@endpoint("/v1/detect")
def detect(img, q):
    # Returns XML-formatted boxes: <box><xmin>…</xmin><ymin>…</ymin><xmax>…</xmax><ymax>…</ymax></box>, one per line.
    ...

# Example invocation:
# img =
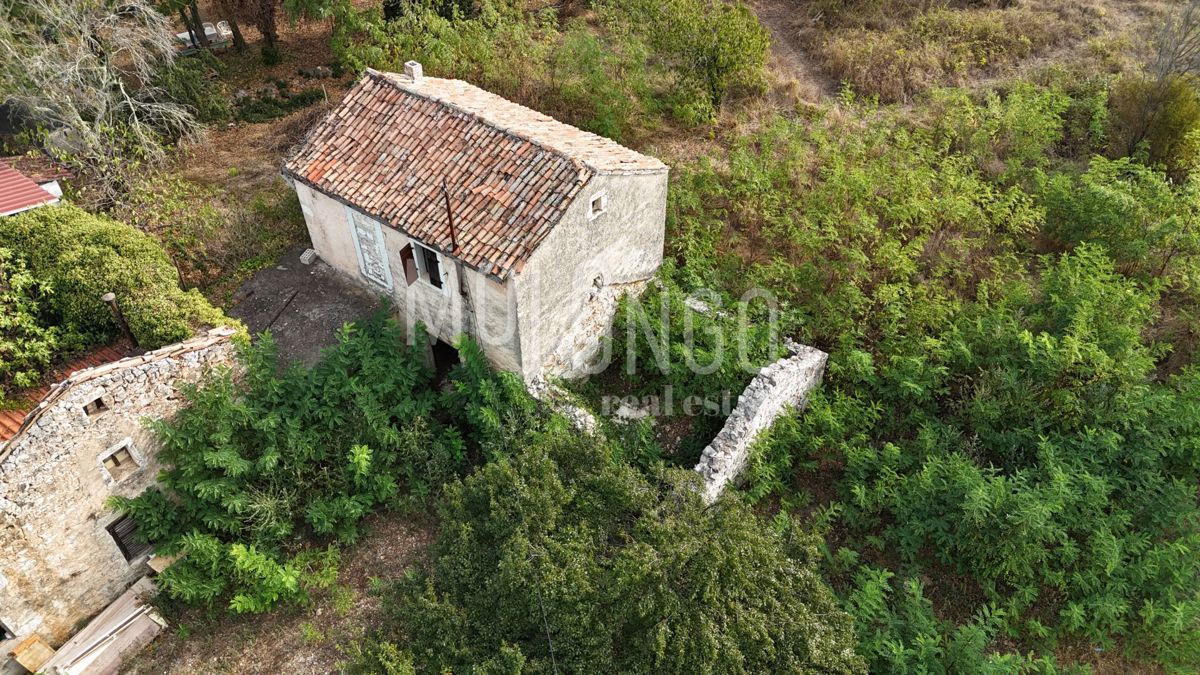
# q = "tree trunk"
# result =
<box><xmin>259</xmin><ymin>13</ymin><xmax>278</xmax><ymax>50</ymax></box>
<box><xmin>180</xmin><ymin>8</ymin><xmax>199</xmax><ymax>48</ymax></box>
<box><xmin>189</xmin><ymin>1</ymin><xmax>210</xmax><ymax>48</ymax></box>
<box><xmin>221</xmin><ymin>6</ymin><xmax>247</xmax><ymax>52</ymax></box>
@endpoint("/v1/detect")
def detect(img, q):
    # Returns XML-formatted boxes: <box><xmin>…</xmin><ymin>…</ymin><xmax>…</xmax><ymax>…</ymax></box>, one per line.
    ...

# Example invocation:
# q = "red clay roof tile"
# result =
<box><xmin>284</xmin><ymin>69</ymin><xmax>666</xmax><ymax>279</ymax></box>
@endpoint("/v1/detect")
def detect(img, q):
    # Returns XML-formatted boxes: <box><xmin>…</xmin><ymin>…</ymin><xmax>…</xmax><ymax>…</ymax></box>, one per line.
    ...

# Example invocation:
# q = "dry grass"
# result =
<box><xmin>820</xmin><ymin>4</ymin><xmax>1102</xmax><ymax>102</ymax></box>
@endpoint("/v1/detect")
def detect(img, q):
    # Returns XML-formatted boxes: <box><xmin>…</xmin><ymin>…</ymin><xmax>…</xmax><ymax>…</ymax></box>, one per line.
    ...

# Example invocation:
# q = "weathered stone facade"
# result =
<box><xmin>286</xmin><ymin>68</ymin><xmax>668</xmax><ymax>383</ymax></box>
<box><xmin>0</xmin><ymin>328</ymin><xmax>237</xmax><ymax>646</ymax></box>
<box><xmin>694</xmin><ymin>344</ymin><xmax>828</xmax><ymax>503</ymax></box>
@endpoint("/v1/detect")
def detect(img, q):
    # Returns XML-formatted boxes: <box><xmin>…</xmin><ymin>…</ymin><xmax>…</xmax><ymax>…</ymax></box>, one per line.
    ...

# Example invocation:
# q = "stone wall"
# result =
<box><xmin>693</xmin><ymin>343</ymin><xmax>828</xmax><ymax>503</ymax></box>
<box><xmin>0</xmin><ymin>328</ymin><xmax>237</xmax><ymax>646</ymax></box>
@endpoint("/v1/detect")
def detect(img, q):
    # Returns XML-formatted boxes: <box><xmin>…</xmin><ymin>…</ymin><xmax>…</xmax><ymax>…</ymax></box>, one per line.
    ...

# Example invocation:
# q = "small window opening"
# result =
<box><xmin>84</xmin><ymin>396</ymin><xmax>109</xmax><ymax>417</ymax></box>
<box><xmin>588</xmin><ymin>192</ymin><xmax>607</xmax><ymax>220</ymax></box>
<box><xmin>0</xmin><ymin>619</ymin><xmax>14</xmax><ymax>640</ymax></box>
<box><xmin>415</xmin><ymin>243</ymin><xmax>444</xmax><ymax>290</ymax></box>
<box><xmin>101</xmin><ymin>443</ymin><xmax>140</xmax><ymax>483</ymax></box>
<box><xmin>106</xmin><ymin>514</ymin><xmax>152</xmax><ymax>562</ymax></box>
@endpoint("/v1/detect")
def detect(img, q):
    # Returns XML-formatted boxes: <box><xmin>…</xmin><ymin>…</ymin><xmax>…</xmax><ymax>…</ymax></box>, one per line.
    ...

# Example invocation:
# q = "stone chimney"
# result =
<box><xmin>404</xmin><ymin>60</ymin><xmax>423</xmax><ymax>83</ymax></box>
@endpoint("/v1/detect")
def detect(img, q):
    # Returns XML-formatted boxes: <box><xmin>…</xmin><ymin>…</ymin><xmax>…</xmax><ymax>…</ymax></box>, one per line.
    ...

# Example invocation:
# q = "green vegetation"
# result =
<box><xmin>654</xmin><ymin>80</ymin><xmax>1200</xmax><ymax>668</ymax></box>
<box><xmin>31</xmin><ymin>0</ymin><xmax>1200</xmax><ymax>672</ymax></box>
<box><xmin>0</xmin><ymin>205</ymin><xmax>233</xmax><ymax>406</ymax></box>
<box><xmin>110</xmin><ymin>175</ymin><xmax>307</xmax><ymax>293</ymax></box>
<box><xmin>152</xmin><ymin>51</ymin><xmax>234</xmax><ymax>123</ymax></box>
<box><xmin>355</xmin><ymin>432</ymin><xmax>863</xmax><ymax>673</ymax></box>
<box><xmin>331</xmin><ymin>0</ymin><xmax>768</xmax><ymax>138</ymax></box>
<box><xmin>811</xmin><ymin>1</ymin><xmax>1100</xmax><ymax>102</ymax></box>
<box><xmin>116</xmin><ymin>316</ymin><xmax>470</xmax><ymax>612</ymax></box>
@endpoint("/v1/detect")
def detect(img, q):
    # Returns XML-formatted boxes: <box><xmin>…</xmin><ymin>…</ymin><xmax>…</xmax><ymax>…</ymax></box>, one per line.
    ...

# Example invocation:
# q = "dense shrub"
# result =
<box><xmin>151</xmin><ymin>51</ymin><xmax>232</xmax><ymax>123</ymax></box>
<box><xmin>236</xmin><ymin>87</ymin><xmax>325</xmax><ymax>123</ymax></box>
<box><xmin>332</xmin><ymin>0</ymin><xmax>767</xmax><ymax>137</ymax></box>
<box><xmin>1109</xmin><ymin>74</ymin><xmax>1200</xmax><ymax>179</ymax></box>
<box><xmin>356</xmin><ymin>428</ymin><xmax>864</xmax><ymax>673</ymax></box>
<box><xmin>0</xmin><ymin>205</ymin><xmax>232</xmax><ymax>401</ymax></box>
<box><xmin>665</xmin><ymin>83</ymin><xmax>1200</xmax><ymax>667</ymax></box>
<box><xmin>117</xmin><ymin>316</ymin><xmax>473</xmax><ymax>612</ymax></box>
<box><xmin>820</xmin><ymin>7</ymin><xmax>1085</xmax><ymax>102</ymax></box>
<box><xmin>0</xmin><ymin>249</ymin><xmax>61</xmax><ymax>406</ymax></box>
<box><xmin>1041</xmin><ymin>156</ymin><xmax>1200</xmax><ymax>286</ymax></box>
<box><xmin>611</xmin><ymin>0</ymin><xmax>769</xmax><ymax>115</ymax></box>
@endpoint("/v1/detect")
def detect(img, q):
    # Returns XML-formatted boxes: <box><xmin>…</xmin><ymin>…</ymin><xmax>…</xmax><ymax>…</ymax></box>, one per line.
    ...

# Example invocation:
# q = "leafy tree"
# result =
<box><xmin>603</xmin><ymin>0</ymin><xmax>769</xmax><ymax>120</ymax></box>
<box><xmin>361</xmin><ymin>427</ymin><xmax>864</xmax><ymax>673</ymax></box>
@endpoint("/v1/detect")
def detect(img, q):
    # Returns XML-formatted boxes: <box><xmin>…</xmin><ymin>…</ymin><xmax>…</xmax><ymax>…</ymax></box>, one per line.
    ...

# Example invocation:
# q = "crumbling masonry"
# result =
<box><xmin>0</xmin><ymin>328</ymin><xmax>236</xmax><ymax>647</ymax></box>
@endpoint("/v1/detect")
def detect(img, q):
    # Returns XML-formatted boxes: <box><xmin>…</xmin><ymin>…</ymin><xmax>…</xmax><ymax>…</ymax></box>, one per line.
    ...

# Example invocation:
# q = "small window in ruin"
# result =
<box><xmin>588</xmin><ymin>192</ymin><xmax>607</xmax><ymax>220</ymax></box>
<box><xmin>100</xmin><ymin>442</ymin><xmax>140</xmax><ymax>483</ymax></box>
<box><xmin>0</xmin><ymin>619</ymin><xmax>13</xmax><ymax>640</ymax></box>
<box><xmin>83</xmin><ymin>395</ymin><xmax>109</xmax><ymax>417</ymax></box>
<box><xmin>106</xmin><ymin>514</ymin><xmax>151</xmax><ymax>562</ymax></box>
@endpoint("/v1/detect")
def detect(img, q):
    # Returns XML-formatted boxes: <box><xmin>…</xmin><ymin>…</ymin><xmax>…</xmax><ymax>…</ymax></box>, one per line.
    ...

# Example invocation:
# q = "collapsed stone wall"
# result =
<box><xmin>539</xmin><ymin>278</ymin><xmax>651</xmax><ymax>381</ymax></box>
<box><xmin>0</xmin><ymin>328</ymin><xmax>237</xmax><ymax>645</ymax></box>
<box><xmin>694</xmin><ymin>343</ymin><xmax>828</xmax><ymax>503</ymax></box>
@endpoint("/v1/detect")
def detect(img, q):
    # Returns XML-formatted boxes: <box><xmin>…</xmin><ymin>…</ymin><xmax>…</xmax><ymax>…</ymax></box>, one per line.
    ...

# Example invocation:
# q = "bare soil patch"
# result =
<box><xmin>122</xmin><ymin>512</ymin><xmax>435</xmax><ymax>675</ymax></box>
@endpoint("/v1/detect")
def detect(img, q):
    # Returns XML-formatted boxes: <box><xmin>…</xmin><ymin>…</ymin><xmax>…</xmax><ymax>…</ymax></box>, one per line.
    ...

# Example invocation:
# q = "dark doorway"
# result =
<box><xmin>431</xmin><ymin>339</ymin><xmax>460</xmax><ymax>383</ymax></box>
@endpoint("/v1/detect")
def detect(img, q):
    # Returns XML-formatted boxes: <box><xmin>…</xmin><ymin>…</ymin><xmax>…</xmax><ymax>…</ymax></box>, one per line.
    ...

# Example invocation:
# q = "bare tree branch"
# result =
<box><xmin>0</xmin><ymin>0</ymin><xmax>202</xmax><ymax>206</ymax></box>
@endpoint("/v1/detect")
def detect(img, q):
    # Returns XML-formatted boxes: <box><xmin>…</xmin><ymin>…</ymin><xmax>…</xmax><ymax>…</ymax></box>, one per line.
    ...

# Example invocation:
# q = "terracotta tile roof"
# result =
<box><xmin>283</xmin><ymin>69</ymin><xmax>667</xmax><ymax>279</ymax></box>
<box><xmin>0</xmin><ymin>342</ymin><xmax>133</xmax><ymax>442</ymax></box>
<box><xmin>0</xmin><ymin>162</ymin><xmax>57</xmax><ymax>216</ymax></box>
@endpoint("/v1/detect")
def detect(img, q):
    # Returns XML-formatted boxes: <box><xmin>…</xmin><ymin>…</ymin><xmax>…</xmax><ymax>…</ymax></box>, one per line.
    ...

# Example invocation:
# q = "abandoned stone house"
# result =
<box><xmin>0</xmin><ymin>328</ymin><xmax>235</xmax><ymax>671</ymax></box>
<box><xmin>283</xmin><ymin>63</ymin><xmax>669</xmax><ymax>380</ymax></box>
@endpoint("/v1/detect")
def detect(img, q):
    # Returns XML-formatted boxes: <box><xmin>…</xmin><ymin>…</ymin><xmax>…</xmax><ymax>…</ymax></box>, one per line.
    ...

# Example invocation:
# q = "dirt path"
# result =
<box><xmin>751</xmin><ymin>0</ymin><xmax>838</xmax><ymax>102</ymax></box>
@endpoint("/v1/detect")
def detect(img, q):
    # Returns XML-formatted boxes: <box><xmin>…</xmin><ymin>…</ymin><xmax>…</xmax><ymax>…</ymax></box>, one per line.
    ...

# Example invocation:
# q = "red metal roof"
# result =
<box><xmin>0</xmin><ymin>161</ymin><xmax>57</xmax><ymax>216</ymax></box>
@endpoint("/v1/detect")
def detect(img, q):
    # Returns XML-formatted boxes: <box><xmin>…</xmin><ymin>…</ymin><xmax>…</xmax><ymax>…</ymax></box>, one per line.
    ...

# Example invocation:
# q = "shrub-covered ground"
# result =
<box><xmin>46</xmin><ymin>0</ymin><xmax>1200</xmax><ymax>671</ymax></box>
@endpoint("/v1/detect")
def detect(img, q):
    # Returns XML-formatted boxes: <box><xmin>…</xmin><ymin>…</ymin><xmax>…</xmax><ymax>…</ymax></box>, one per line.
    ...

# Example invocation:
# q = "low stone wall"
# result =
<box><xmin>0</xmin><ymin>328</ymin><xmax>237</xmax><ymax>645</ymax></box>
<box><xmin>526</xmin><ymin>376</ymin><xmax>600</xmax><ymax>435</ymax></box>
<box><xmin>693</xmin><ymin>343</ymin><xmax>828</xmax><ymax>503</ymax></box>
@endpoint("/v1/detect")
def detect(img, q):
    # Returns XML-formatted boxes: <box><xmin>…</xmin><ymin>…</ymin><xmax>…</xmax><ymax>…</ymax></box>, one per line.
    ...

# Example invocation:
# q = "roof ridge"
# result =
<box><xmin>365</xmin><ymin>69</ymin><xmax>667</xmax><ymax>176</ymax></box>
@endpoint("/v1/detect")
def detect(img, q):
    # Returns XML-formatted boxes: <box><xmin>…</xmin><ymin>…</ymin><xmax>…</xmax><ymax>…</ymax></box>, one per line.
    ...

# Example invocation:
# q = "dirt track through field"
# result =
<box><xmin>751</xmin><ymin>0</ymin><xmax>838</xmax><ymax>101</ymax></box>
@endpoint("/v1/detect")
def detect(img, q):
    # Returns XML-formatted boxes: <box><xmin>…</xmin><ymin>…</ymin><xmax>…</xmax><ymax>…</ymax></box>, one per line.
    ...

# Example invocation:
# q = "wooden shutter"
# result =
<box><xmin>400</xmin><ymin>244</ymin><xmax>418</xmax><ymax>286</ymax></box>
<box><xmin>107</xmin><ymin>515</ymin><xmax>152</xmax><ymax>561</ymax></box>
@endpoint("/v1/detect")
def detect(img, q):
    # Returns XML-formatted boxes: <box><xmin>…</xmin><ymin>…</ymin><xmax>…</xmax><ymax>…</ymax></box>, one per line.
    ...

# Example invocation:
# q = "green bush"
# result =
<box><xmin>235</xmin><ymin>87</ymin><xmax>324</xmax><ymax>123</ymax></box>
<box><xmin>0</xmin><ymin>248</ymin><xmax>62</xmax><ymax>406</ymax></box>
<box><xmin>356</xmin><ymin>428</ymin><xmax>864</xmax><ymax>673</ymax></box>
<box><xmin>0</xmin><ymin>205</ymin><xmax>230</xmax><ymax>348</ymax></box>
<box><xmin>1040</xmin><ymin>156</ymin><xmax>1200</xmax><ymax>287</ymax></box>
<box><xmin>152</xmin><ymin>51</ymin><xmax>232</xmax><ymax>123</ymax></box>
<box><xmin>1109</xmin><ymin>74</ymin><xmax>1200</xmax><ymax>179</ymax></box>
<box><xmin>117</xmin><ymin>315</ymin><xmax>472</xmax><ymax>611</ymax></box>
<box><xmin>0</xmin><ymin>205</ymin><xmax>233</xmax><ymax>402</ymax></box>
